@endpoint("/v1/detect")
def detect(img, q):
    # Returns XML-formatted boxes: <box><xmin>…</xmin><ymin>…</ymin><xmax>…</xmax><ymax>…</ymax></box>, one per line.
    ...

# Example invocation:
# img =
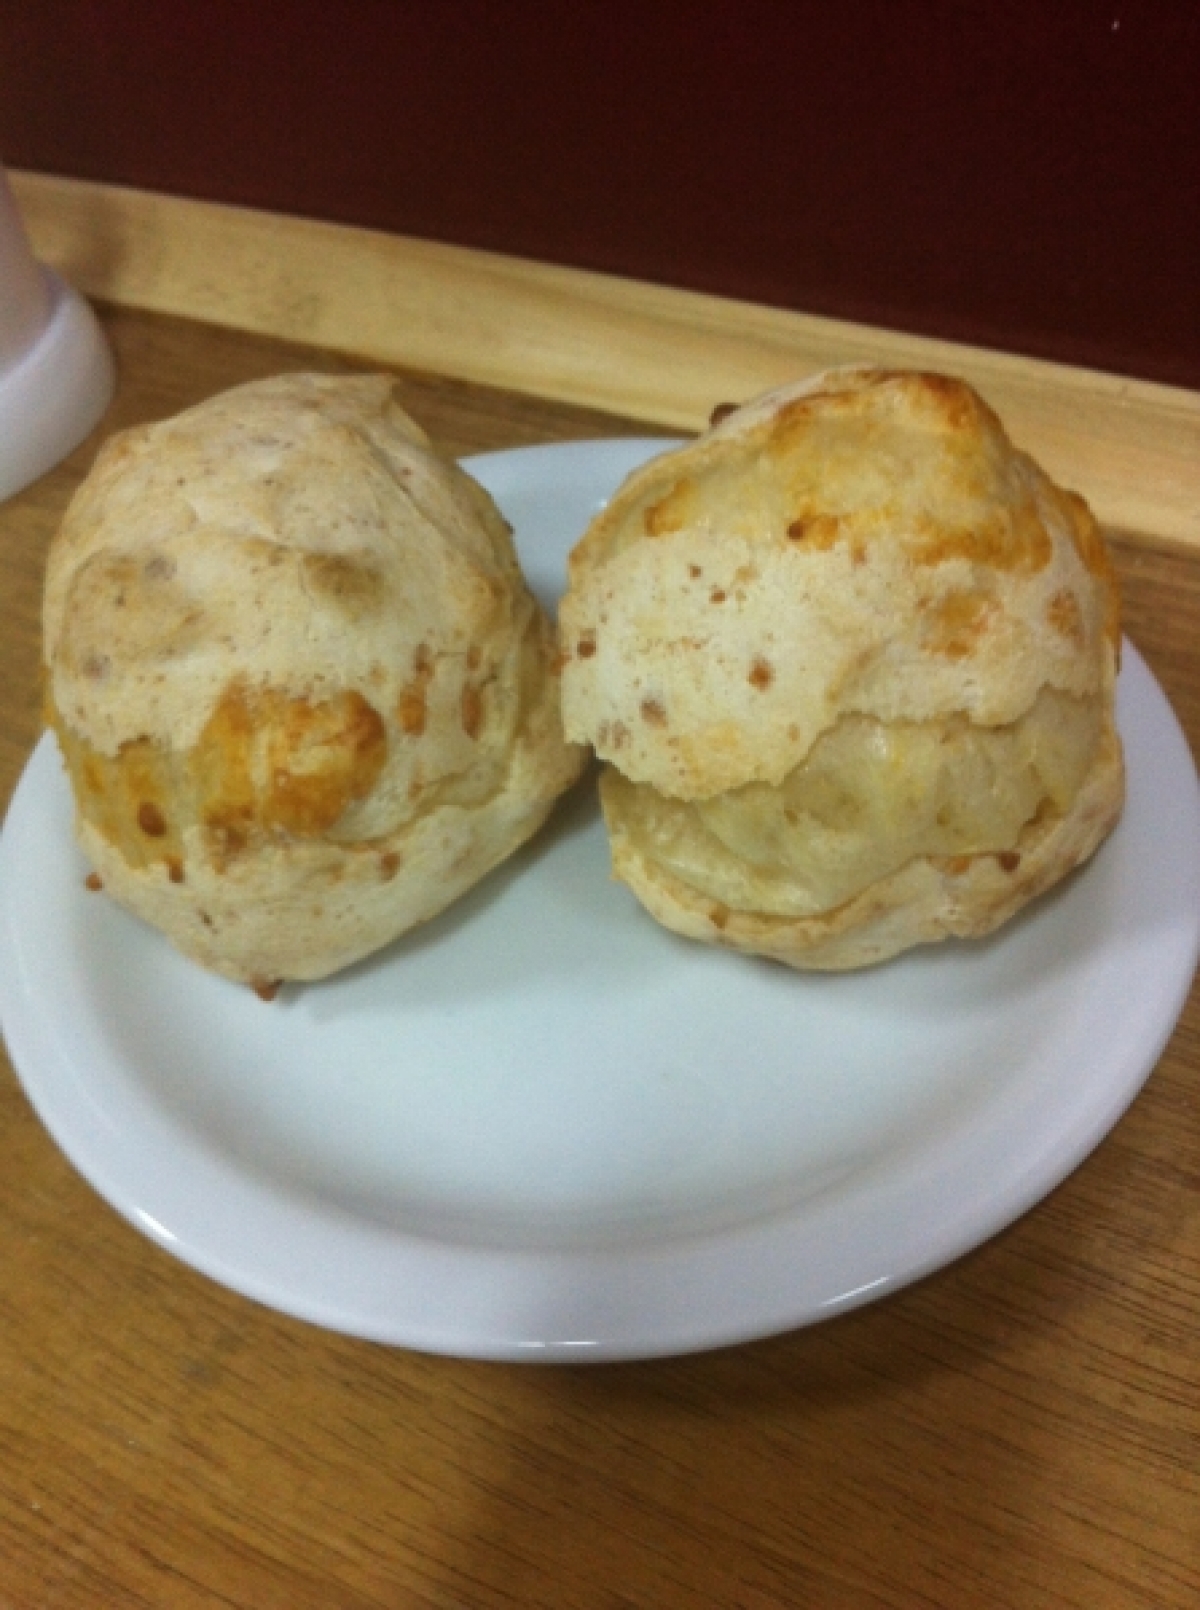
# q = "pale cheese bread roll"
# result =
<box><xmin>44</xmin><ymin>373</ymin><xmax>585</xmax><ymax>991</ymax></box>
<box><xmin>559</xmin><ymin>367</ymin><xmax>1123</xmax><ymax>969</ymax></box>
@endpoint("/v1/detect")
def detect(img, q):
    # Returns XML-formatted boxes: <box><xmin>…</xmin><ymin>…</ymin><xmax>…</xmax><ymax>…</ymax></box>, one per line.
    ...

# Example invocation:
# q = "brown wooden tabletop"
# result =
<box><xmin>2</xmin><ymin>299</ymin><xmax>1199</xmax><ymax>1610</ymax></box>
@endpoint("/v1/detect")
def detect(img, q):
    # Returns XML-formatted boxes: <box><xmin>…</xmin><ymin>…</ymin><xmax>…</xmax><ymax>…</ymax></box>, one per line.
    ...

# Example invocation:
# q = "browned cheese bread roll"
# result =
<box><xmin>44</xmin><ymin>373</ymin><xmax>585</xmax><ymax>992</ymax></box>
<box><xmin>559</xmin><ymin>368</ymin><xmax>1124</xmax><ymax>970</ymax></box>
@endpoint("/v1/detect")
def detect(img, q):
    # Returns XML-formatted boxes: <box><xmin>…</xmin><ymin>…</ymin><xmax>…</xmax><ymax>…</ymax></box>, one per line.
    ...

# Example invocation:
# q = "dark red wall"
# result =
<box><xmin>3</xmin><ymin>0</ymin><xmax>1198</xmax><ymax>387</ymax></box>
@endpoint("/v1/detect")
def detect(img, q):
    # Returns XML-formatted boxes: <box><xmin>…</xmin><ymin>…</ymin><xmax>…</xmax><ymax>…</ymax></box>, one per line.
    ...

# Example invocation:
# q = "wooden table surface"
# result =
<box><xmin>2</xmin><ymin>302</ymin><xmax>1199</xmax><ymax>1610</ymax></box>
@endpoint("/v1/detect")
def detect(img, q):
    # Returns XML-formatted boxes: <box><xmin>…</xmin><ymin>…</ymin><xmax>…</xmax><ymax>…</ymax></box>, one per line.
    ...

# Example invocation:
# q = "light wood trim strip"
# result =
<box><xmin>13</xmin><ymin>170</ymin><xmax>1200</xmax><ymax>552</ymax></box>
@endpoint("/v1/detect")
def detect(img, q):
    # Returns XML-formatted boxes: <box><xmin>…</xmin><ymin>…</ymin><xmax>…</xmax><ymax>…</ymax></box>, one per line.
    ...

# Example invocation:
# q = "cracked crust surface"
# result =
<box><xmin>560</xmin><ymin>368</ymin><xmax>1123</xmax><ymax>969</ymax></box>
<box><xmin>45</xmin><ymin>373</ymin><xmax>585</xmax><ymax>984</ymax></box>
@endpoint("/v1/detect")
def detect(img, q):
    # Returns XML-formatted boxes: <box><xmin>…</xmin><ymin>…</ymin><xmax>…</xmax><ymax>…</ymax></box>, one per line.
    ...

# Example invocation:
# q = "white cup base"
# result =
<box><xmin>0</xmin><ymin>269</ymin><xmax>115</xmax><ymax>504</ymax></box>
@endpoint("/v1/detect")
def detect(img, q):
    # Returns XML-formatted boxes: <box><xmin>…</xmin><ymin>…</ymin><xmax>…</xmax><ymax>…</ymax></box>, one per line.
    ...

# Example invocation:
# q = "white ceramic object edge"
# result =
<box><xmin>0</xmin><ymin>268</ymin><xmax>115</xmax><ymax>504</ymax></box>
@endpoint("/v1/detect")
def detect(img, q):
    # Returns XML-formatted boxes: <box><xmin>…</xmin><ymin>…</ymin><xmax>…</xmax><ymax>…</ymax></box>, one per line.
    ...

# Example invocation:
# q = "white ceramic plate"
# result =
<box><xmin>3</xmin><ymin>439</ymin><xmax>1199</xmax><ymax>1362</ymax></box>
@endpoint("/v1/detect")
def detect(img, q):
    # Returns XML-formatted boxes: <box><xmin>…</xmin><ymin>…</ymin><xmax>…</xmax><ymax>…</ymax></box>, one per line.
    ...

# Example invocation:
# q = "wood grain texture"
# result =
<box><xmin>0</xmin><ymin>308</ymin><xmax>1198</xmax><ymax>1609</ymax></box>
<box><xmin>12</xmin><ymin>171</ymin><xmax>1200</xmax><ymax>557</ymax></box>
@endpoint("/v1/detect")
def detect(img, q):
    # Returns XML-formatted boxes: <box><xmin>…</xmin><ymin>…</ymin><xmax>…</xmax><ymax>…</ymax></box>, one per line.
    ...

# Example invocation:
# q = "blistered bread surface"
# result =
<box><xmin>560</xmin><ymin>367</ymin><xmax>1123</xmax><ymax>969</ymax></box>
<box><xmin>44</xmin><ymin>373</ymin><xmax>585</xmax><ymax>986</ymax></box>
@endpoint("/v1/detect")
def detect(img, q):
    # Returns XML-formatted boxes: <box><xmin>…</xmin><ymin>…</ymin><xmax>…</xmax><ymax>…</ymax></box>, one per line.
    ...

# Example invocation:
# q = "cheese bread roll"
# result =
<box><xmin>44</xmin><ymin>373</ymin><xmax>585</xmax><ymax>990</ymax></box>
<box><xmin>560</xmin><ymin>368</ymin><xmax>1123</xmax><ymax>969</ymax></box>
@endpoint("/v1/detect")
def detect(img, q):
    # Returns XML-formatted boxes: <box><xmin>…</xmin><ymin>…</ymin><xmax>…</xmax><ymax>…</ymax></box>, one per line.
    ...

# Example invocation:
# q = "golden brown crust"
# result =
<box><xmin>561</xmin><ymin>367</ymin><xmax>1124</xmax><ymax>968</ymax></box>
<box><xmin>561</xmin><ymin>367</ymin><xmax>1120</xmax><ymax>801</ymax></box>
<box><xmin>45</xmin><ymin>373</ymin><xmax>585</xmax><ymax>984</ymax></box>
